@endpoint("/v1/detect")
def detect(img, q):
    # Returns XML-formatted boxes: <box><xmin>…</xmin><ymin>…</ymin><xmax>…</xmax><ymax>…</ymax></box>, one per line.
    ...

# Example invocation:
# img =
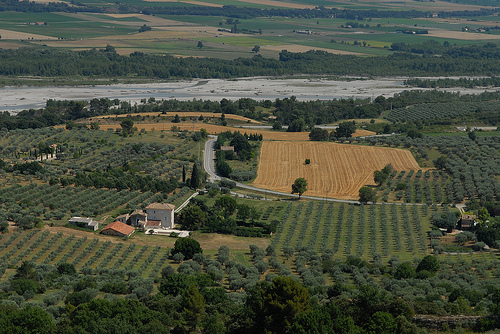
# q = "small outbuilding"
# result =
<box><xmin>69</xmin><ymin>217</ymin><xmax>98</xmax><ymax>231</ymax></box>
<box><xmin>101</xmin><ymin>221</ymin><xmax>135</xmax><ymax>238</ymax></box>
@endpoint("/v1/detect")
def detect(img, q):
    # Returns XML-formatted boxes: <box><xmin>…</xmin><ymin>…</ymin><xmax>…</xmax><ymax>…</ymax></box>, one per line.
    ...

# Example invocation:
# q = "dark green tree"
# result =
<box><xmin>433</xmin><ymin>156</ymin><xmax>448</xmax><ymax>170</ymax></box>
<box><xmin>179</xmin><ymin>205</ymin><xmax>206</xmax><ymax>230</ymax></box>
<box><xmin>190</xmin><ymin>162</ymin><xmax>201</xmax><ymax>189</ymax></box>
<box><xmin>416</xmin><ymin>255</ymin><xmax>440</xmax><ymax>273</ymax></box>
<box><xmin>120</xmin><ymin>118</ymin><xmax>134</xmax><ymax>135</ymax></box>
<box><xmin>197</xmin><ymin>41</ymin><xmax>203</xmax><ymax>49</ymax></box>
<box><xmin>292</xmin><ymin>178</ymin><xmax>307</xmax><ymax>199</ymax></box>
<box><xmin>334</xmin><ymin>121</ymin><xmax>356</xmax><ymax>138</ymax></box>
<box><xmin>394</xmin><ymin>262</ymin><xmax>416</xmax><ymax>280</ymax></box>
<box><xmin>214</xmin><ymin>195</ymin><xmax>238</xmax><ymax>218</ymax></box>
<box><xmin>172</xmin><ymin>238</ymin><xmax>203</xmax><ymax>260</ymax></box>
<box><xmin>359</xmin><ymin>186</ymin><xmax>376</xmax><ymax>204</ymax></box>
<box><xmin>261</xmin><ymin>276</ymin><xmax>310</xmax><ymax>332</ymax></box>
<box><xmin>181</xmin><ymin>285</ymin><xmax>206</xmax><ymax>331</ymax></box>
<box><xmin>309</xmin><ymin>127</ymin><xmax>329</xmax><ymax>141</ymax></box>
<box><xmin>287</xmin><ymin>118</ymin><xmax>306</xmax><ymax>132</ymax></box>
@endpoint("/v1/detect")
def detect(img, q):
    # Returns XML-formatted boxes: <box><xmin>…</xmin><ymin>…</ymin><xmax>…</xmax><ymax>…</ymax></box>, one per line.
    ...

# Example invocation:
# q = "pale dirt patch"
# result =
<box><xmin>0</xmin><ymin>28</ymin><xmax>57</xmax><ymax>40</ymax></box>
<box><xmin>262</xmin><ymin>44</ymin><xmax>364</xmax><ymax>55</ymax></box>
<box><xmin>426</xmin><ymin>29</ymin><xmax>500</xmax><ymax>40</ymax></box>
<box><xmin>252</xmin><ymin>141</ymin><xmax>420</xmax><ymax>199</ymax></box>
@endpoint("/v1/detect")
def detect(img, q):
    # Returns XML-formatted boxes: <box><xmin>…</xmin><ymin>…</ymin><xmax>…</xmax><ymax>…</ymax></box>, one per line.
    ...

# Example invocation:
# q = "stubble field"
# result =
<box><xmin>96</xmin><ymin>122</ymin><xmax>375</xmax><ymax>140</ymax></box>
<box><xmin>252</xmin><ymin>141</ymin><xmax>421</xmax><ymax>199</ymax></box>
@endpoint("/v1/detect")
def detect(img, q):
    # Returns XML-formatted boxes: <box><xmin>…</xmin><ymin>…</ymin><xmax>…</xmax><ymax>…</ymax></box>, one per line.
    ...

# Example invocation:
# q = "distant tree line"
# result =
<box><xmin>4</xmin><ymin>43</ymin><xmax>500</xmax><ymax>80</ymax></box>
<box><xmin>405</xmin><ymin>76</ymin><xmax>500</xmax><ymax>88</ymax></box>
<box><xmin>3</xmin><ymin>0</ymin><xmax>499</xmax><ymax>20</ymax></box>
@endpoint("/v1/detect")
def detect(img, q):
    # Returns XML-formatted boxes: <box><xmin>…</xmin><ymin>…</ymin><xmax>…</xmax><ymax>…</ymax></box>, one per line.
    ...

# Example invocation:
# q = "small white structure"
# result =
<box><xmin>69</xmin><ymin>217</ymin><xmax>98</xmax><ymax>231</ymax></box>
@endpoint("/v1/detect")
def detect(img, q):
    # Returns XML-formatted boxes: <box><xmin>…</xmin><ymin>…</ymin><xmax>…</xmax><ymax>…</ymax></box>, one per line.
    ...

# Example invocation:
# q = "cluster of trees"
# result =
<box><xmin>178</xmin><ymin>194</ymin><xmax>276</xmax><ymax>237</ymax></box>
<box><xmin>308</xmin><ymin>121</ymin><xmax>357</xmax><ymax>141</ymax></box>
<box><xmin>215</xmin><ymin>131</ymin><xmax>260</xmax><ymax>180</ymax></box>
<box><xmin>0</xmin><ymin>160</ymin><xmax>46</xmax><ymax>175</ymax></box>
<box><xmin>405</xmin><ymin>76</ymin><xmax>500</xmax><ymax>88</ymax></box>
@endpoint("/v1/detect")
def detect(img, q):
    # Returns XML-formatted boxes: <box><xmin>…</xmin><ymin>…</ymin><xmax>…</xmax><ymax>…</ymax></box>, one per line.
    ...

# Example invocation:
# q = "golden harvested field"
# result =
<box><xmin>97</xmin><ymin>122</ymin><xmax>374</xmax><ymax>141</ymax></box>
<box><xmin>94</xmin><ymin>112</ymin><xmax>262</xmax><ymax>124</ymax></box>
<box><xmin>262</xmin><ymin>44</ymin><xmax>363</xmax><ymax>56</ymax></box>
<box><xmin>252</xmin><ymin>141</ymin><xmax>420</xmax><ymax>199</ymax></box>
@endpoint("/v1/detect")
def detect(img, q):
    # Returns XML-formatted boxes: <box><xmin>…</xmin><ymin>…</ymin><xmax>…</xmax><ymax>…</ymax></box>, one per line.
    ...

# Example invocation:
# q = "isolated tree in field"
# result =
<box><xmin>120</xmin><ymin>118</ymin><xmax>134</xmax><ymax>135</ymax></box>
<box><xmin>309</xmin><ymin>127</ymin><xmax>329</xmax><ymax>141</ymax></box>
<box><xmin>197</xmin><ymin>41</ymin><xmax>203</xmax><ymax>49</ymax></box>
<box><xmin>292</xmin><ymin>178</ymin><xmax>307</xmax><ymax>199</ymax></box>
<box><xmin>139</xmin><ymin>24</ymin><xmax>151</xmax><ymax>33</ymax></box>
<box><xmin>252</xmin><ymin>45</ymin><xmax>260</xmax><ymax>53</ymax></box>
<box><xmin>359</xmin><ymin>186</ymin><xmax>376</xmax><ymax>204</ymax></box>
<box><xmin>333</xmin><ymin>121</ymin><xmax>356</xmax><ymax>138</ymax></box>
<box><xmin>172</xmin><ymin>238</ymin><xmax>202</xmax><ymax>260</ymax></box>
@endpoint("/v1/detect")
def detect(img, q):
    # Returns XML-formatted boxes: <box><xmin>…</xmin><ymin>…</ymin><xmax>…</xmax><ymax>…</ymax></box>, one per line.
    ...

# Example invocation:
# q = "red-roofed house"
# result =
<box><xmin>101</xmin><ymin>221</ymin><xmax>135</xmax><ymax>238</ymax></box>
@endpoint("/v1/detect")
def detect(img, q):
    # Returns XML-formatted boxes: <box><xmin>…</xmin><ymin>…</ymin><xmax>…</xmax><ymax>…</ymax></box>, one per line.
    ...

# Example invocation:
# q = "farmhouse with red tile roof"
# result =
<box><xmin>101</xmin><ymin>221</ymin><xmax>135</xmax><ymax>238</ymax></box>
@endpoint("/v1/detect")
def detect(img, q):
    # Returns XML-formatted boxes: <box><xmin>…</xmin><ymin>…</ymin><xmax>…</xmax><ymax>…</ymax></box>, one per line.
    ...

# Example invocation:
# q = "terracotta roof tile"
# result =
<box><xmin>102</xmin><ymin>221</ymin><xmax>135</xmax><ymax>236</ymax></box>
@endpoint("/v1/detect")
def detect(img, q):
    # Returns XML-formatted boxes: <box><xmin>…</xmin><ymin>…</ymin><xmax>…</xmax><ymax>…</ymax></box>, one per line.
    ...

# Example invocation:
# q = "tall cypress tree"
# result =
<box><xmin>182</xmin><ymin>165</ymin><xmax>186</xmax><ymax>183</ymax></box>
<box><xmin>190</xmin><ymin>163</ymin><xmax>200</xmax><ymax>189</ymax></box>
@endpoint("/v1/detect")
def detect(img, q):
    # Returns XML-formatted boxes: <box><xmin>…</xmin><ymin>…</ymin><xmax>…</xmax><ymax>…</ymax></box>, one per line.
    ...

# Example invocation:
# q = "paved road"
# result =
<box><xmin>204</xmin><ymin>136</ymin><xmax>221</xmax><ymax>182</ymax></box>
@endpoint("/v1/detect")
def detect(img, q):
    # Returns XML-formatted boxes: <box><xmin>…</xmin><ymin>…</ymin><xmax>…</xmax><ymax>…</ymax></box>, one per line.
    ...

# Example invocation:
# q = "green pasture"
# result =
<box><xmin>1</xmin><ymin>20</ymin><xmax>138</xmax><ymax>39</ymax></box>
<box><xmin>0</xmin><ymin>12</ymin><xmax>80</xmax><ymax>23</ymax></box>
<box><xmin>204</xmin><ymin>35</ymin><xmax>282</xmax><ymax>46</ymax></box>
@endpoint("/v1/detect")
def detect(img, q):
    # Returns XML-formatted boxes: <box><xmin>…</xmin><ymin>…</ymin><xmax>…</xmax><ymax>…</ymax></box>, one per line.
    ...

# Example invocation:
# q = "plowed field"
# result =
<box><xmin>252</xmin><ymin>141</ymin><xmax>420</xmax><ymax>199</ymax></box>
